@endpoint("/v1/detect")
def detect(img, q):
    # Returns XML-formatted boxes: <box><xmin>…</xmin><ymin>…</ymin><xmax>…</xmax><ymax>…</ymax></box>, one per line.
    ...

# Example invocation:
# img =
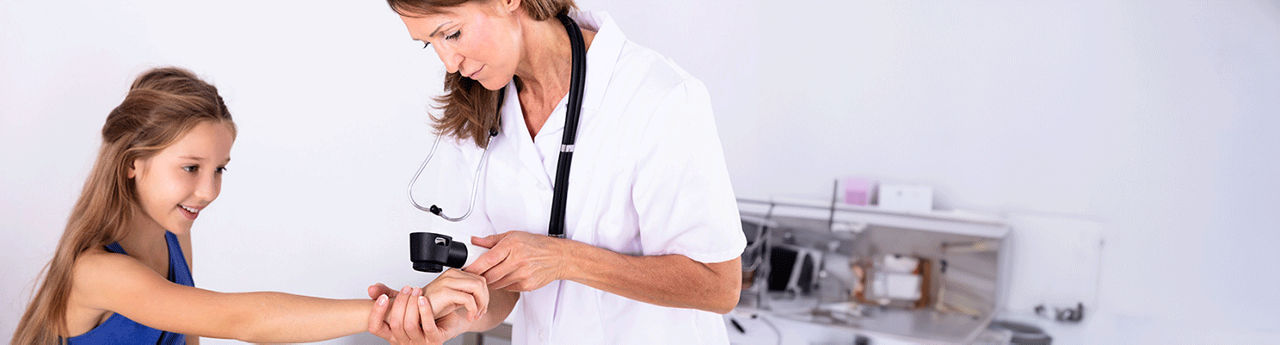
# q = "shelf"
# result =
<box><xmin>738</xmin><ymin>196</ymin><xmax>1010</xmax><ymax>239</ymax></box>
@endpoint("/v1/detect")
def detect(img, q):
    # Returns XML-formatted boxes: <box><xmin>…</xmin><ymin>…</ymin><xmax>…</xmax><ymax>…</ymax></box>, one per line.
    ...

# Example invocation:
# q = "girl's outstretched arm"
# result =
<box><xmin>72</xmin><ymin>251</ymin><xmax>372</xmax><ymax>343</ymax></box>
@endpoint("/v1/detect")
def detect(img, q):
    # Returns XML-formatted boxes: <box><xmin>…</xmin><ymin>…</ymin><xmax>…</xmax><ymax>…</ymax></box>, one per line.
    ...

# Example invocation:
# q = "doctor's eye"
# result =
<box><xmin>182</xmin><ymin>165</ymin><xmax>197</xmax><ymax>173</ymax></box>
<box><xmin>422</xmin><ymin>42</ymin><xmax>430</xmax><ymax>49</ymax></box>
<box><xmin>446</xmin><ymin>31</ymin><xmax>461</xmax><ymax>41</ymax></box>
<box><xmin>215</xmin><ymin>166</ymin><xmax>228</xmax><ymax>174</ymax></box>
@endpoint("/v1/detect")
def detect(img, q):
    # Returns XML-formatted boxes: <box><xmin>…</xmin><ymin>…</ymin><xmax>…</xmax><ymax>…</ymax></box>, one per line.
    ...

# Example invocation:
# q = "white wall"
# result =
<box><xmin>3</xmin><ymin>0</ymin><xmax>1278</xmax><ymax>343</ymax></box>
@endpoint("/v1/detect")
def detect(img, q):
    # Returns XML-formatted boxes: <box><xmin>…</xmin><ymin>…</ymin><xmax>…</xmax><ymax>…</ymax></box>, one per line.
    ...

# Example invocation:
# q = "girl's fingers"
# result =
<box><xmin>368</xmin><ymin>283</ymin><xmax>397</xmax><ymax>299</ymax></box>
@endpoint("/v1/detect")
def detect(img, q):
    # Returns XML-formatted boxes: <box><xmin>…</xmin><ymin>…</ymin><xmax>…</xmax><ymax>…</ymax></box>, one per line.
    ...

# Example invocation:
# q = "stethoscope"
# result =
<box><xmin>408</xmin><ymin>12</ymin><xmax>586</xmax><ymax>239</ymax></box>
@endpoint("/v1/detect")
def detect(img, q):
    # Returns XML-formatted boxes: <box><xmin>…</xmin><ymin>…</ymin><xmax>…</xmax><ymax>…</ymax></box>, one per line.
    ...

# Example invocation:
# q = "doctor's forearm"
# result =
<box><xmin>559</xmin><ymin>240</ymin><xmax>741</xmax><ymax>314</ymax></box>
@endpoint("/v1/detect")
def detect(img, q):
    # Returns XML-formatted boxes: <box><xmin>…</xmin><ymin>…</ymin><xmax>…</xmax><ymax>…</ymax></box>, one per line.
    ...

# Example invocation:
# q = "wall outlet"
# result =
<box><xmin>878</xmin><ymin>184</ymin><xmax>933</xmax><ymax>212</ymax></box>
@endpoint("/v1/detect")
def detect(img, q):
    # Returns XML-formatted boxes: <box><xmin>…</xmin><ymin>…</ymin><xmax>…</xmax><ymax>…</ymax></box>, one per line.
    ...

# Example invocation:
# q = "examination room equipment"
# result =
<box><xmin>728</xmin><ymin>197</ymin><xmax>1012</xmax><ymax>344</ymax></box>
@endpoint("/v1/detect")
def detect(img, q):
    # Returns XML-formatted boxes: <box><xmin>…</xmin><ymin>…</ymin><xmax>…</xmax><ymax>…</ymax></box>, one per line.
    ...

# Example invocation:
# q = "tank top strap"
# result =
<box><xmin>104</xmin><ymin>242</ymin><xmax>126</xmax><ymax>255</ymax></box>
<box><xmin>164</xmin><ymin>231</ymin><xmax>194</xmax><ymax>287</ymax></box>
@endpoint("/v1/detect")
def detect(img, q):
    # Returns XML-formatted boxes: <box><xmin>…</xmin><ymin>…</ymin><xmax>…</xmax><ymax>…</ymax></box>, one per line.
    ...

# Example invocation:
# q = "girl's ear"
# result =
<box><xmin>127</xmin><ymin>159</ymin><xmax>141</xmax><ymax>179</ymax></box>
<box><xmin>502</xmin><ymin>0</ymin><xmax>521</xmax><ymax>14</ymax></box>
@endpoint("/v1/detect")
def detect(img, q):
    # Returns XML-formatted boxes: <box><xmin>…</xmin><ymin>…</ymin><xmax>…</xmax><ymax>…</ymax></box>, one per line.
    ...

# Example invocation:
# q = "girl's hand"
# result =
<box><xmin>464</xmin><ymin>231</ymin><xmax>570</xmax><ymax>292</ymax></box>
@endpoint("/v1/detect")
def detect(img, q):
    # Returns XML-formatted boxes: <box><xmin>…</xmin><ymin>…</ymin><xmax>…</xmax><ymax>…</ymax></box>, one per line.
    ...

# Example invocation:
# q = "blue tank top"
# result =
<box><xmin>67</xmin><ymin>231</ymin><xmax>193</xmax><ymax>345</ymax></box>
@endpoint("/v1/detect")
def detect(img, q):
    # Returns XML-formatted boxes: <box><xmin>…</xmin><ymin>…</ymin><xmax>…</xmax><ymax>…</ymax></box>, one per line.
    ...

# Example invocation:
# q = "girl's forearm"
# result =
<box><xmin>217</xmin><ymin>292</ymin><xmax>371</xmax><ymax>343</ymax></box>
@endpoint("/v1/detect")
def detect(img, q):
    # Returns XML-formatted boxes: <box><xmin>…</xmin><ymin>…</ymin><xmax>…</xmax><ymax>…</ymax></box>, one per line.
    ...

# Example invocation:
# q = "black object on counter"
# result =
<box><xmin>989</xmin><ymin>320</ymin><xmax>1052</xmax><ymax>345</ymax></box>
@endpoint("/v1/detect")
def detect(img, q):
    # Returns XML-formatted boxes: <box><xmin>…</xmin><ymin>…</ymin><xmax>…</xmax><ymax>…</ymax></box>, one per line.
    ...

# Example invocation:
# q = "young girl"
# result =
<box><xmin>11</xmin><ymin>67</ymin><xmax>488</xmax><ymax>344</ymax></box>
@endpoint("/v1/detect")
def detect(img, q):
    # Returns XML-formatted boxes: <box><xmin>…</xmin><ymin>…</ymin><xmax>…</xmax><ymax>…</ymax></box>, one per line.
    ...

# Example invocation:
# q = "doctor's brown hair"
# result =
<box><xmin>12</xmin><ymin>67</ymin><xmax>235</xmax><ymax>345</ymax></box>
<box><xmin>386</xmin><ymin>0</ymin><xmax>577</xmax><ymax>148</ymax></box>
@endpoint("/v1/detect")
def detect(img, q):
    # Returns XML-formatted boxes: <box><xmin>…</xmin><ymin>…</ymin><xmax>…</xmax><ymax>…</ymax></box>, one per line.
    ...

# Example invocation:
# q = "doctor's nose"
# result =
<box><xmin>437</xmin><ymin>48</ymin><xmax>464</xmax><ymax>74</ymax></box>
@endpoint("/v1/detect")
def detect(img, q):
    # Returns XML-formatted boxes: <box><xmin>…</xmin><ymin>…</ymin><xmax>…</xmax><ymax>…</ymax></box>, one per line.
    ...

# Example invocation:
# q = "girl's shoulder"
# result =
<box><xmin>64</xmin><ymin>248</ymin><xmax>144</xmax><ymax>334</ymax></box>
<box><xmin>71</xmin><ymin>248</ymin><xmax>169</xmax><ymax>309</ymax></box>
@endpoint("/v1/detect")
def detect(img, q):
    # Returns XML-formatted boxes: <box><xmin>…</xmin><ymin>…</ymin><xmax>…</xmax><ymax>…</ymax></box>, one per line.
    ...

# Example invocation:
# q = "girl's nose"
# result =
<box><xmin>193</xmin><ymin>173</ymin><xmax>221</xmax><ymax>203</ymax></box>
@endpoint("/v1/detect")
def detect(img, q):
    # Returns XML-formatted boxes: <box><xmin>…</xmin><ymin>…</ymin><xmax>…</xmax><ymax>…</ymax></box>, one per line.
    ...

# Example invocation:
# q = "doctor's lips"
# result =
<box><xmin>178</xmin><ymin>204</ymin><xmax>203</xmax><ymax>220</ymax></box>
<box><xmin>465</xmin><ymin>65</ymin><xmax>484</xmax><ymax>79</ymax></box>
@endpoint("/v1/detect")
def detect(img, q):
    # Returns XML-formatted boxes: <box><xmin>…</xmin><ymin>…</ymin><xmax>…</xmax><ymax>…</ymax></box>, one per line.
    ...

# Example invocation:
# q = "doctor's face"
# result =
<box><xmin>399</xmin><ymin>0</ymin><xmax>524</xmax><ymax>90</ymax></box>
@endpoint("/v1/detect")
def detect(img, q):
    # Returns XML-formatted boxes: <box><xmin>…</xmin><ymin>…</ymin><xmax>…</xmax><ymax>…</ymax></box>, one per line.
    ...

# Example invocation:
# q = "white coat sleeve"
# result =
<box><xmin>630</xmin><ymin>79</ymin><xmax>746</xmax><ymax>263</ymax></box>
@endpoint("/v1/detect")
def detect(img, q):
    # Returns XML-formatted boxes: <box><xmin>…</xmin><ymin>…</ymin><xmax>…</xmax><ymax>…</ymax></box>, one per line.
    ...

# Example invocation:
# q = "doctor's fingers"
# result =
<box><xmin>426</xmin><ymin>287</ymin><xmax>483</xmax><ymax>321</ymax></box>
<box><xmin>417</xmin><ymin>294</ymin><xmax>451</xmax><ymax>345</ymax></box>
<box><xmin>475</xmin><ymin>253</ymin><xmax>527</xmax><ymax>289</ymax></box>
<box><xmin>401</xmin><ymin>288</ymin><xmax>426</xmax><ymax>343</ymax></box>
<box><xmin>463</xmin><ymin>241</ymin><xmax>513</xmax><ymax>276</ymax></box>
<box><xmin>367</xmin><ymin>294</ymin><xmax>395</xmax><ymax>341</ymax></box>
<box><xmin>387</xmin><ymin>286</ymin><xmax>416</xmax><ymax>342</ymax></box>
<box><xmin>429</xmin><ymin>310</ymin><xmax>470</xmax><ymax>343</ymax></box>
<box><xmin>471</xmin><ymin>232</ymin><xmax>514</xmax><ymax>249</ymax></box>
<box><xmin>432</xmin><ymin>269</ymin><xmax>490</xmax><ymax>316</ymax></box>
<box><xmin>487</xmin><ymin>268</ymin><xmax>532</xmax><ymax>291</ymax></box>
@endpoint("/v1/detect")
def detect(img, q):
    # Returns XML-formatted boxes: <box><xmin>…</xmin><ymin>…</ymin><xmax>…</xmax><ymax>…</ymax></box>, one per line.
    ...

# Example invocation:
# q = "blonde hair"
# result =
<box><xmin>12</xmin><ymin>67</ymin><xmax>235</xmax><ymax>344</ymax></box>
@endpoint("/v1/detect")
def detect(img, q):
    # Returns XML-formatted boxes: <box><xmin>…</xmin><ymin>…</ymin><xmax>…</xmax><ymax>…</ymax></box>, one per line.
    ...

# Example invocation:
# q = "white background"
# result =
<box><xmin>2</xmin><ymin>0</ymin><xmax>1278</xmax><ymax>343</ymax></box>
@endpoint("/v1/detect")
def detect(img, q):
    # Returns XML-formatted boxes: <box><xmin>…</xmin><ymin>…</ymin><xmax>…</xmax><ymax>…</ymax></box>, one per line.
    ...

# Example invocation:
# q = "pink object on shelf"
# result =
<box><xmin>843</xmin><ymin>177</ymin><xmax>876</xmax><ymax>206</ymax></box>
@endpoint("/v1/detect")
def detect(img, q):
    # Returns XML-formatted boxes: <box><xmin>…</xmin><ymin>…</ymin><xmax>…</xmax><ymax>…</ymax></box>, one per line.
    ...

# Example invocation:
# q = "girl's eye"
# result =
<box><xmin>215</xmin><ymin>167</ymin><xmax>228</xmax><ymax>174</ymax></box>
<box><xmin>422</xmin><ymin>42</ymin><xmax>430</xmax><ymax>49</ymax></box>
<box><xmin>182</xmin><ymin>166</ymin><xmax>197</xmax><ymax>173</ymax></box>
<box><xmin>446</xmin><ymin>31</ymin><xmax>460</xmax><ymax>41</ymax></box>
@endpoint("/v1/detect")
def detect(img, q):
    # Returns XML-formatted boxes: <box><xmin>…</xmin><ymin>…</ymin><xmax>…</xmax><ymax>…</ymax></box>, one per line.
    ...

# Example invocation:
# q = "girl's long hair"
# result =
<box><xmin>11</xmin><ymin>67</ymin><xmax>235</xmax><ymax>344</ymax></box>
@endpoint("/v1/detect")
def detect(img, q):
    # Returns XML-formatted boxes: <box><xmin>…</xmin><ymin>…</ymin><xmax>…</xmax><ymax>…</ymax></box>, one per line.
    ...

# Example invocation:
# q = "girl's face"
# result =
<box><xmin>129</xmin><ymin>121</ymin><xmax>235</xmax><ymax>235</ymax></box>
<box><xmin>399</xmin><ymin>0</ymin><xmax>524</xmax><ymax>90</ymax></box>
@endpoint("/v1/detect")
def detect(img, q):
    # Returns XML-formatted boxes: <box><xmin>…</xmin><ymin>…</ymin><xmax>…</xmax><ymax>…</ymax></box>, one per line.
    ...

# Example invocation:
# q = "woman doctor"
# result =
<box><xmin>367</xmin><ymin>0</ymin><xmax>745</xmax><ymax>344</ymax></box>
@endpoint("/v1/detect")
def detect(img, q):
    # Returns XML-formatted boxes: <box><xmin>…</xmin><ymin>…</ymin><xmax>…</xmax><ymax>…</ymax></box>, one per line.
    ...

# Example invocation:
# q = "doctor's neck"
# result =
<box><xmin>513</xmin><ymin>15</ymin><xmax>594</xmax><ymax>102</ymax></box>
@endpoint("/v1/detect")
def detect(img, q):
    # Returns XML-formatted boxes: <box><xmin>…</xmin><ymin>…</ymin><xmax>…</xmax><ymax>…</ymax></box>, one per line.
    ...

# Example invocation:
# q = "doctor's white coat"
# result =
<box><xmin>426</xmin><ymin>10</ymin><xmax>746</xmax><ymax>345</ymax></box>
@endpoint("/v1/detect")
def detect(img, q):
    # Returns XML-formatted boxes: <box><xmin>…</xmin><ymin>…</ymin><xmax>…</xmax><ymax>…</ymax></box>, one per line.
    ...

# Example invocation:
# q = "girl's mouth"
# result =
<box><xmin>178</xmin><ymin>204</ymin><xmax>201</xmax><ymax>220</ymax></box>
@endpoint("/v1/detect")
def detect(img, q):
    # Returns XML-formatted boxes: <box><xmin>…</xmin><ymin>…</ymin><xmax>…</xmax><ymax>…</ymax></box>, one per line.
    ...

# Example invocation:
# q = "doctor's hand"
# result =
<box><xmin>366</xmin><ymin>269</ymin><xmax>490</xmax><ymax>320</ymax></box>
<box><xmin>366</xmin><ymin>270</ymin><xmax>490</xmax><ymax>344</ymax></box>
<box><xmin>465</xmin><ymin>231</ymin><xmax>571</xmax><ymax>292</ymax></box>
